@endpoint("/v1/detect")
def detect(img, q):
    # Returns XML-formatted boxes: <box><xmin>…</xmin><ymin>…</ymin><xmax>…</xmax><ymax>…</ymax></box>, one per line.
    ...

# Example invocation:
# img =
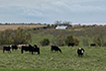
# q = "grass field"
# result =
<box><xmin>0</xmin><ymin>46</ymin><xmax>106</xmax><ymax>71</ymax></box>
<box><xmin>0</xmin><ymin>68</ymin><xmax>86</xmax><ymax>71</ymax></box>
<box><xmin>1</xmin><ymin>26</ymin><xmax>106</xmax><ymax>71</ymax></box>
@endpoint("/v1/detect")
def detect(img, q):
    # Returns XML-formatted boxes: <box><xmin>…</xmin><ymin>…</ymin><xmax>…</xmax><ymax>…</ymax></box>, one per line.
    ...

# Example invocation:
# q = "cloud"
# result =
<box><xmin>0</xmin><ymin>0</ymin><xmax>106</xmax><ymax>23</ymax></box>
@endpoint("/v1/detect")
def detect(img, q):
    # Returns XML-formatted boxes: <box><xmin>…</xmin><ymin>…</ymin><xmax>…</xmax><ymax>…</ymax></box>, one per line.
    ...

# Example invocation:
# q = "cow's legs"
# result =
<box><xmin>38</xmin><ymin>51</ymin><xmax>40</xmax><ymax>54</ymax></box>
<box><xmin>21</xmin><ymin>49</ymin><xmax>23</xmax><ymax>54</ymax></box>
<box><xmin>32</xmin><ymin>51</ymin><xmax>33</xmax><ymax>54</ymax></box>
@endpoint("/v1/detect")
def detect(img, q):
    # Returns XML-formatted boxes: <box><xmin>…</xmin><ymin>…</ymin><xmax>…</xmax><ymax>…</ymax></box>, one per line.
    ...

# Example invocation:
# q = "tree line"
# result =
<box><xmin>0</xmin><ymin>28</ymin><xmax>31</xmax><ymax>45</ymax></box>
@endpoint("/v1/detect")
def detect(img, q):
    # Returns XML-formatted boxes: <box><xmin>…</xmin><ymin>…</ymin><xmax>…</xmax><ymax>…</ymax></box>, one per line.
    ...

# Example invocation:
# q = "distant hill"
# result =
<box><xmin>33</xmin><ymin>26</ymin><xmax>106</xmax><ymax>37</ymax></box>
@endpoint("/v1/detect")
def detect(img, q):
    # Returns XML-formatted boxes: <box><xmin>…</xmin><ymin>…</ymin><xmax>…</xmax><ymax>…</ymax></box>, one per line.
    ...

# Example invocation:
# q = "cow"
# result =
<box><xmin>21</xmin><ymin>44</ymin><xmax>40</xmax><ymax>54</ymax></box>
<box><xmin>3</xmin><ymin>46</ymin><xmax>11</xmax><ymax>53</ymax></box>
<box><xmin>51</xmin><ymin>45</ymin><xmax>62</xmax><ymax>53</ymax></box>
<box><xmin>90</xmin><ymin>44</ymin><xmax>96</xmax><ymax>46</ymax></box>
<box><xmin>68</xmin><ymin>43</ymin><xmax>75</xmax><ymax>47</ymax></box>
<box><xmin>10</xmin><ymin>45</ymin><xmax>18</xmax><ymax>51</ymax></box>
<box><xmin>18</xmin><ymin>44</ymin><xmax>28</xmax><ymax>50</ymax></box>
<box><xmin>77</xmin><ymin>48</ymin><xmax>85</xmax><ymax>57</ymax></box>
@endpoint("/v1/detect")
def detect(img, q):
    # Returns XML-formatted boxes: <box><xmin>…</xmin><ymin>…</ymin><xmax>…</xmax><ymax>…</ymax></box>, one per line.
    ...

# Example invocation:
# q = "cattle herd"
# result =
<box><xmin>2</xmin><ymin>42</ymin><xmax>97</xmax><ymax>57</ymax></box>
<box><xmin>3</xmin><ymin>44</ymin><xmax>40</xmax><ymax>54</ymax></box>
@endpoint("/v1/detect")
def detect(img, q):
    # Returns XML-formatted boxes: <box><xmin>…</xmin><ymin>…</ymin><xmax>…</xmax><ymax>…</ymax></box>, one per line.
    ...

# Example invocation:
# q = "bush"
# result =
<box><xmin>0</xmin><ymin>29</ymin><xmax>31</xmax><ymax>45</ymax></box>
<box><xmin>73</xmin><ymin>37</ymin><xmax>80</xmax><ymax>46</ymax></box>
<box><xmin>93</xmin><ymin>35</ymin><xmax>104</xmax><ymax>46</ymax></box>
<box><xmin>65</xmin><ymin>35</ymin><xmax>73</xmax><ymax>45</ymax></box>
<box><xmin>40</xmin><ymin>38</ymin><xmax>50</xmax><ymax>46</ymax></box>
<box><xmin>65</xmin><ymin>35</ymin><xmax>80</xmax><ymax>46</ymax></box>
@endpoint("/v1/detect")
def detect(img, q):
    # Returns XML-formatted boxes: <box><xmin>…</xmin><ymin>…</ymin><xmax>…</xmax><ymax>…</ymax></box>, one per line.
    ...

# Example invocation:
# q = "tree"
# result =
<box><xmin>0</xmin><ymin>28</ymin><xmax>32</xmax><ymax>45</ymax></box>
<box><xmin>73</xmin><ymin>37</ymin><xmax>80</xmax><ymax>46</ymax></box>
<box><xmin>51</xmin><ymin>32</ymin><xmax>65</xmax><ymax>46</ymax></box>
<box><xmin>65</xmin><ymin>35</ymin><xmax>73</xmax><ymax>45</ymax></box>
<box><xmin>57</xmin><ymin>32</ymin><xmax>65</xmax><ymax>46</ymax></box>
<box><xmin>93</xmin><ymin>34</ymin><xmax>104</xmax><ymax>47</ymax></box>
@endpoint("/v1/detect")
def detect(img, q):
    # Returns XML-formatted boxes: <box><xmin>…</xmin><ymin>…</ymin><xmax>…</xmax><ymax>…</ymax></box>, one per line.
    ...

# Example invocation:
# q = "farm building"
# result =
<box><xmin>56</xmin><ymin>26</ymin><xmax>68</xmax><ymax>29</ymax></box>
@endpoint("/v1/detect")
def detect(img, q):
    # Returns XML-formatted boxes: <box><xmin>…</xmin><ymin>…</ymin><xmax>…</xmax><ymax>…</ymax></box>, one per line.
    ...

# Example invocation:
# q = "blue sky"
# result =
<box><xmin>0</xmin><ymin>0</ymin><xmax>106</xmax><ymax>24</ymax></box>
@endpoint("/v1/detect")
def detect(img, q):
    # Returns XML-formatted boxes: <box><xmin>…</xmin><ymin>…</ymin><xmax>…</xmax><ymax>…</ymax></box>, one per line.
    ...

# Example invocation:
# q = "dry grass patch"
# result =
<box><xmin>0</xmin><ymin>24</ymin><xmax>47</xmax><ymax>31</ymax></box>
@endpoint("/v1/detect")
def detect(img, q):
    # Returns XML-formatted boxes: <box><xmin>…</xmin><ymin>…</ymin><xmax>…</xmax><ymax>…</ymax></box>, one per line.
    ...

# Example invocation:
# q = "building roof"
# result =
<box><xmin>56</xmin><ymin>26</ymin><xmax>68</xmax><ymax>29</ymax></box>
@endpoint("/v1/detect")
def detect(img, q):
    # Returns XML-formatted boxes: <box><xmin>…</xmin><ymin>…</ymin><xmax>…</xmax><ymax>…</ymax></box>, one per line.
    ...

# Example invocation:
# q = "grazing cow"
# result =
<box><xmin>68</xmin><ymin>43</ymin><xmax>75</xmax><ymax>47</ymax></box>
<box><xmin>21</xmin><ymin>44</ymin><xmax>40</xmax><ymax>54</ymax></box>
<box><xmin>3</xmin><ymin>46</ymin><xmax>11</xmax><ymax>53</ymax></box>
<box><xmin>10</xmin><ymin>45</ymin><xmax>18</xmax><ymax>51</ymax></box>
<box><xmin>90</xmin><ymin>44</ymin><xmax>96</xmax><ymax>46</ymax></box>
<box><xmin>77</xmin><ymin>48</ymin><xmax>85</xmax><ymax>57</ymax></box>
<box><xmin>51</xmin><ymin>45</ymin><xmax>62</xmax><ymax>53</ymax></box>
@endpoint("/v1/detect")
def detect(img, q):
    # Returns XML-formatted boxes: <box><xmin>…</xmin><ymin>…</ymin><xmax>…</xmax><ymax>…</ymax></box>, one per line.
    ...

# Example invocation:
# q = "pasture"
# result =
<box><xmin>0</xmin><ymin>46</ymin><xmax>106</xmax><ymax>71</ymax></box>
<box><xmin>0</xmin><ymin>25</ymin><xmax>106</xmax><ymax>71</ymax></box>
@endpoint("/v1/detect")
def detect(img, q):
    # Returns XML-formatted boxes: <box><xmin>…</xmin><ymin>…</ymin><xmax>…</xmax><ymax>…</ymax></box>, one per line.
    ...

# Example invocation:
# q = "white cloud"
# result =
<box><xmin>0</xmin><ymin>0</ymin><xmax>106</xmax><ymax>23</ymax></box>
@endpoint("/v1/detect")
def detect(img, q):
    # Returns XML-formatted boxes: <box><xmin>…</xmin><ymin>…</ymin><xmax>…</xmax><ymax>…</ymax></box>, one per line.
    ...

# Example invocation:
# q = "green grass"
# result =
<box><xmin>31</xmin><ymin>34</ymin><xmax>54</xmax><ymax>46</ymax></box>
<box><xmin>1</xmin><ymin>33</ymin><xmax>106</xmax><ymax>71</ymax></box>
<box><xmin>0</xmin><ymin>46</ymin><xmax>106</xmax><ymax>71</ymax></box>
<box><xmin>0</xmin><ymin>68</ymin><xmax>86</xmax><ymax>71</ymax></box>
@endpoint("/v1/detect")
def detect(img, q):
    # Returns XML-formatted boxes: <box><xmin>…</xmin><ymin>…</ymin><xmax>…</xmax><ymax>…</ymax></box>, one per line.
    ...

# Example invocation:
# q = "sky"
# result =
<box><xmin>0</xmin><ymin>0</ymin><xmax>106</xmax><ymax>24</ymax></box>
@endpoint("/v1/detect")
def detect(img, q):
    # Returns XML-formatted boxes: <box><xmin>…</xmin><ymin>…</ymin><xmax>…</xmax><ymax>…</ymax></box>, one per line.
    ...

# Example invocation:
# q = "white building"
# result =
<box><xmin>56</xmin><ymin>26</ymin><xmax>68</xmax><ymax>29</ymax></box>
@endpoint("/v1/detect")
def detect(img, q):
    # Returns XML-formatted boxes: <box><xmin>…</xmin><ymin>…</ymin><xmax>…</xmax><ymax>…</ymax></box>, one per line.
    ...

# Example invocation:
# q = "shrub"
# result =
<box><xmin>0</xmin><ymin>28</ymin><xmax>31</xmax><ymax>45</ymax></box>
<box><xmin>65</xmin><ymin>35</ymin><xmax>80</xmax><ymax>46</ymax></box>
<box><xmin>73</xmin><ymin>37</ymin><xmax>80</xmax><ymax>46</ymax></box>
<box><xmin>40</xmin><ymin>38</ymin><xmax>50</xmax><ymax>46</ymax></box>
<box><xmin>51</xmin><ymin>32</ymin><xmax>65</xmax><ymax>46</ymax></box>
<box><xmin>93</xmin><ymin>35</ymin><xmax>104</xmax><ymax>46</ymax></box>
<box><xmin>65</xmin><ymin>35</ymin><xmax>73</xmax><ymax>45</ymax></box>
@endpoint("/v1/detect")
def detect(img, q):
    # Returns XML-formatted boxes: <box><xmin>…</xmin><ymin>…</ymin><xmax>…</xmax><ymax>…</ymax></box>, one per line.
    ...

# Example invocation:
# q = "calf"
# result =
<box><xmin>51</xmin><ymin>45</ymin><xmax>62</xmax><ymax>53</ymax></box>
<box><xmin>3</xmin><ymin>46</ymin><xmax>11</xmax><ymax>53</ymax></box>
<box><xmin>77</xmin><ymin>48</ymin><xmax>84</xmax><ymax>57</ymax></box>
<box><xmin>68</xmin><ymin>43</ymin><xmax>75</xmax><ymax>47</ymax></box>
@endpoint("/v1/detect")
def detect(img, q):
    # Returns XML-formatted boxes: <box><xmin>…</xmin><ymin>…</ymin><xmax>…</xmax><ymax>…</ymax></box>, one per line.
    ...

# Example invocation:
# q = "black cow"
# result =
<box><xmin>21</xmin><ymin>44</ymin><xmax>40</xmax><ymax>54</ymax></box>
<box><xmin>3</xmin><ymin>46</ymin><xmax>11</xmax><ymax>53</ymax></box>
<box><xmin>51</xmin><ymin>45</ymin><xmax>62</xmax><ymax>53</ymax></box>
<box><xmin>90</xmin><ymin>44</ymin><xmax>96</xmax><ymax>46</ymax></box>
<box><xmin>33</xmin><ymin>46</ymin><xmax>40</xmax><ymax>54</ymax></box>
<box><xmin>68</xmin><ymin>43</ymin><xmax>75</xmax><ymax>47</ymax></box>
<box><xmin>10</xmin><ymin>45</ymin><xmax>18</xmax><ymax>51</ymax></box>
<box><xmin>77</xmin><ymin>48</ymin><xmax>85</xmax><ymax>57</ymax></box>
